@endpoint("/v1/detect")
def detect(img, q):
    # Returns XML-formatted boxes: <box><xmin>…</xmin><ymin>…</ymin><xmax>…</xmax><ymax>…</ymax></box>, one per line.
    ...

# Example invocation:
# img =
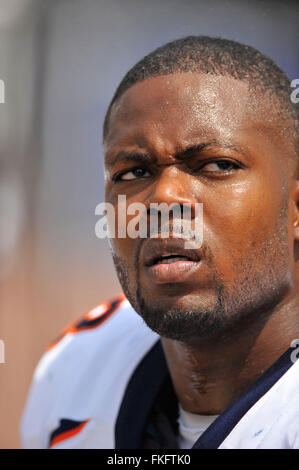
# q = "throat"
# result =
<box><xmin>160</xmin><ymin>334</ymin><xmax>275</xmax><ymax>415</ymax></box>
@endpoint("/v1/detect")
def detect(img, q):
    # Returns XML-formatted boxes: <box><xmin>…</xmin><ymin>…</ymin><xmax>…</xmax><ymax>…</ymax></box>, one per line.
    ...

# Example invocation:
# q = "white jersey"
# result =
<box><xmin>20</xmin><ymin>294</ymin><xmax>299</xmax><ymax>449</ymax></box>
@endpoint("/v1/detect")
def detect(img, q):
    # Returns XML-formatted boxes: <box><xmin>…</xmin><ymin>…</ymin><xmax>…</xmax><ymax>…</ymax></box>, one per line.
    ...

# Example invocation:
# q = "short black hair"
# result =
<box><xmin>103</xmin><ymin>35</ymin><xmax>298</xmax><ymax>150</ymax></box>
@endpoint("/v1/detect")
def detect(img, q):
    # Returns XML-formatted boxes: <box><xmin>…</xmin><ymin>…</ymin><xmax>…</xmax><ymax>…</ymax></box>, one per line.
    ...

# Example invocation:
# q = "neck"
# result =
<box><xmin>161</xmin><ymin>287</ymin><xmax>299</xmax><ymax>415</ymax></box>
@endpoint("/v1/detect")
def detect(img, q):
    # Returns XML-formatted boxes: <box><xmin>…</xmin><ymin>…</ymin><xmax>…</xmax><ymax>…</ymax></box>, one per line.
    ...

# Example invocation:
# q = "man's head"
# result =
<box><xmin>103</xmin><ymin>36</ymin><xmax>299</xmax><ymax>343</ymax></box>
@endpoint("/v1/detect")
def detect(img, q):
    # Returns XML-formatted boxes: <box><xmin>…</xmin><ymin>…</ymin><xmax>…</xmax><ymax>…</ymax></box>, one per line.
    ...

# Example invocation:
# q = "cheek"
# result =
<box><xmin>109</xmin><ymin>199</ymin><xmax>141</xmax><ymax>262</ymax></box>
<box><xmin>202</xmin><ymin>177</ymin><xmax>287</xmax><ymax>269</ymax></box>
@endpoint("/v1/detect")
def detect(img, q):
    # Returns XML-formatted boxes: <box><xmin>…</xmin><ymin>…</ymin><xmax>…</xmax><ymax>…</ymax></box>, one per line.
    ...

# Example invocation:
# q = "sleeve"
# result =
<box><xmin>19</xmin><ymin>335</ymin><xmax>74</xmax><ymax>449</ymax></box>
<box><xmin>20</xmin><ymin>354</ymin><xmax>59</xmax><ymax>449</ymax></box>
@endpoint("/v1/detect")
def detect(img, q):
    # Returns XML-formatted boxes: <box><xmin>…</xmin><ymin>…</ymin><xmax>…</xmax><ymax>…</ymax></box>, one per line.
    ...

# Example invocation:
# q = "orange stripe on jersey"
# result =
<box><xmin>46</xmin><ymin>293</ymin><xmax>126</xmax><ymax>351</ymax></box>
<box><xmin>49</xmin><ymin>419</ymin><xmax>90</xmax><ymax>448</ymax></box>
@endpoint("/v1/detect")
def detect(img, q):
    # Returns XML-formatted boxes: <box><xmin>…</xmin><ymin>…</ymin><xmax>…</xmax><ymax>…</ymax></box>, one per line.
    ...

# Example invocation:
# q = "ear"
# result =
<box><xmin>293</xmin><ymin>180</ymin><xmax>299</xmax><ymax>240</ymax></box>
<box><xmin>293</xmin><ymin>180</ymin><xmax>299</xmax><ymax>262</ymax></box>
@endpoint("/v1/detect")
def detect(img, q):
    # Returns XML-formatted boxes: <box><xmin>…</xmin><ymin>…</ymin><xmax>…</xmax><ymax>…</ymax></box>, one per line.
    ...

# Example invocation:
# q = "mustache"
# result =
<box><xmin>147</xmin><ymin>217</ymin><xmax>197</xmax><ymax>238</ymax></box>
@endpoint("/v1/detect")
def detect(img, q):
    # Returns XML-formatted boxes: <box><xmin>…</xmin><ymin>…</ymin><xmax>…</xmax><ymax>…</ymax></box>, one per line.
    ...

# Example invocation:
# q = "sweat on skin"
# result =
<box><xmin>104</xmin><ymin>72</ymin><xmax>299</xmax><ymax>415</ymax></box>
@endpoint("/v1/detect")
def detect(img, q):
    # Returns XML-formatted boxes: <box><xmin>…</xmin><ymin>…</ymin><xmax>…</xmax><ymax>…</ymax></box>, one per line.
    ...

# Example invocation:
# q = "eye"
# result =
<box><xmin>200</xmin><ymin>160</ymin><xmax>241</xmax><ymax>173</ymax></box>
<box><xmin>115</xmin><ymin>167</ymin><xmax>151</xmax><ymax>181</ymax></box>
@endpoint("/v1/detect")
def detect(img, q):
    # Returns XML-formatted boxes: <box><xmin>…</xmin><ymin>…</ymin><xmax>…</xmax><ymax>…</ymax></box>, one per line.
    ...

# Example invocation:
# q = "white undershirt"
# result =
<box><xmin>177</xmin><ymin>404</ymin><xmax>219</xmax><ymax>449</ymax></box>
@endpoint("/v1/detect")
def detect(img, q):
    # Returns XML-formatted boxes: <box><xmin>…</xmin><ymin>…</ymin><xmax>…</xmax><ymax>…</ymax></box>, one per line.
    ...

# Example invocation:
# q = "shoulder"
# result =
<box><xmin>35</xmin><ymin>293</ymin><xmax>157</xmax><ymax>382</ymax></box>
<box><xmin>220</xmin><ymin>356</ymin><xmax>299</xmax><ymax>449</ymax></box>
<box><xmin>20</xmin><ymin>294</ymin><xmax>159</xmax><ymax>449</ymax></box>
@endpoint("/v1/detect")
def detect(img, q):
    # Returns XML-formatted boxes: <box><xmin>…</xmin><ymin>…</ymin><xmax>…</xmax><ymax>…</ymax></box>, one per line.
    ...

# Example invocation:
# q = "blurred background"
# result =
<box><xmin>0</xmin><ymin>0</ymin><xmax>298</xmax><ymax>448</ymax></box>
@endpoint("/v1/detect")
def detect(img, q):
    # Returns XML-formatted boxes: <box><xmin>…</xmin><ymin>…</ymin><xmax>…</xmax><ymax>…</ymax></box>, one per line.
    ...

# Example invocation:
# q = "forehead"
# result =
<box><xmin>103</xmin><ymin>73</ymin><xmax>289</xmax><ymax>165</ymax></box>
<box><xmin>104</xmin><ymin>74</ymin><xmax>256</xmax><ymax>154</ymax></box>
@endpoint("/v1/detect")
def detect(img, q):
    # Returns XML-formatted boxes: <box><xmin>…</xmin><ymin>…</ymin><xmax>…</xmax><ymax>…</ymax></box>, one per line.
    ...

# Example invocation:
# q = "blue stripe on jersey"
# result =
<box><xmin>192</xmin><ymin>346</ymin><xmax>293</xmax><ymax>449</ymax></box>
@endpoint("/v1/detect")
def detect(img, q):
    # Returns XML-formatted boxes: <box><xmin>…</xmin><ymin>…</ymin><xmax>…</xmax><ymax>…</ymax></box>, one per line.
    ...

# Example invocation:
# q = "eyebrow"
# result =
<box><xmin>106</xmin><ymin>140</ymin><xmax>247</xmax><ymax>167</ymax></box>
<box><xmin>176</xmin><ymin>141</ymin><xmax>248</xmax><ymax>159</ymax></box>
<box><xmin>106</xmin><ymin>151</ymin><xmax>154</xmax><ymax>167</ymax></box>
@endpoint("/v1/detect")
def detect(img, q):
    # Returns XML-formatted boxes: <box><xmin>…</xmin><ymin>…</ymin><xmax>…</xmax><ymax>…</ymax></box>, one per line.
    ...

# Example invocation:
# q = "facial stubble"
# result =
<box><xmin>110</xmin><ymin>197</ymin><xmax>291</xmax><ymax>343</ymax></box>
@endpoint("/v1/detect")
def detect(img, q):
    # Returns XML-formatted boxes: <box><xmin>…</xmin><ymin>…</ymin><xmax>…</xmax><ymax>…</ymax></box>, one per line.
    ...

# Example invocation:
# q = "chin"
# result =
<box><xmin>134</xmin><ymin>287</ymin><xmax>228</xmax><ymax>342</ymax></box>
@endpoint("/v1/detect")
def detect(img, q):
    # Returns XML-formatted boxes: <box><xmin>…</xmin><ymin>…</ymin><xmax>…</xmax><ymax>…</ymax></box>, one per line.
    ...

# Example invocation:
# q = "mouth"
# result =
<box><xmin>149</xmin><ymin>254</ymin><xmax>195</xmax><ymax>265</ymax></box>
<box><xmin>141</xmin><ymin>239</ymin><xmax>202</xmax><ymax>284</ymax></box>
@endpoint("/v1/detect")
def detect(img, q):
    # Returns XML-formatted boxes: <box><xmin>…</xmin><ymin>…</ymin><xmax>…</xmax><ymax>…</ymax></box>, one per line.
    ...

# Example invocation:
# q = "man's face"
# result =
<box><xmin>104</xmin><ymin>73</ymin><xmax>296</xmax><ymax>342</ymax></box>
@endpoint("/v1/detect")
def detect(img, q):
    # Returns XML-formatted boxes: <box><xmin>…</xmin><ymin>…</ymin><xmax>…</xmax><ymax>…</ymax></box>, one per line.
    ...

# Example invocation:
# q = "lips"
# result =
<box><xmin>140</xmin><ymin>238</ymin><xmax>202</xmax><ymax>284</ymax></box>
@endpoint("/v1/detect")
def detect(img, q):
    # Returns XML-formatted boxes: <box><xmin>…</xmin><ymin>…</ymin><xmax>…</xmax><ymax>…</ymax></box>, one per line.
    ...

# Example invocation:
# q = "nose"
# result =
<box><xmin>147</xmin><ymin>165</ymin><xmax>198</xmax><ymax>218</ymax></box>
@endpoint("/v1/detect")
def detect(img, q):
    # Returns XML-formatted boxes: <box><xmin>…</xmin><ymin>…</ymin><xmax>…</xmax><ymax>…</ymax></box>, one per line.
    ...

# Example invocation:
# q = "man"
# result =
<box><xmin>21</xmin><ymin>36</ymin><xmax>299</xmax><ymax>449</ymax></box>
